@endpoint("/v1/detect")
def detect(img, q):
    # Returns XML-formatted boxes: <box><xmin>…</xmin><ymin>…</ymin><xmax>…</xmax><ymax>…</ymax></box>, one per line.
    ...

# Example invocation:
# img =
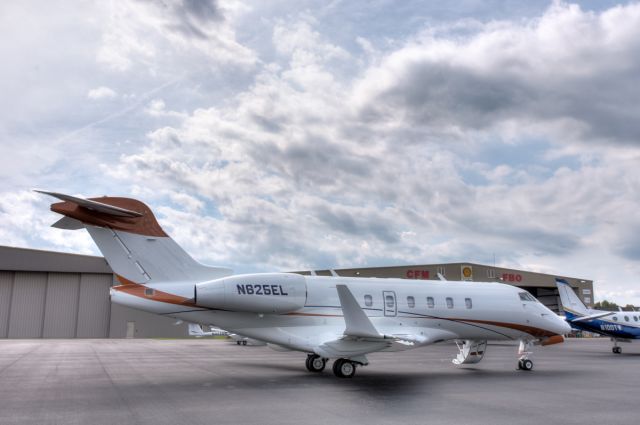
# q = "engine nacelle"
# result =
<box><xmin>194</xmin><ymin>273</ymin><xmax>307</xmax><ymax>314</ymax></box>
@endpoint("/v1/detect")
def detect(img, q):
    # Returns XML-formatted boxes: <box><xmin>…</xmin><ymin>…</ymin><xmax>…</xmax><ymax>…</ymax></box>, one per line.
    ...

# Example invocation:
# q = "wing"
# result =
<box><xmin>312</xmin><ymin>284</ymin><xmax>456</xmax><ymax>361</ymax></box>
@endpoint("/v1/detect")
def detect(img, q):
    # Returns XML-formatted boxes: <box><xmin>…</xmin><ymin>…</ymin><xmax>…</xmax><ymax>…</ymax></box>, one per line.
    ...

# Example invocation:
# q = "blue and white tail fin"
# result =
<box><xmin>37</xmin><ymin>190</ymin><xmax>232</xmax><ymax>284</ymax></box>
<box><xmin>555</xmin><ymin>278</ymin><xmax>589</xmax><ymax>318</ymax></box>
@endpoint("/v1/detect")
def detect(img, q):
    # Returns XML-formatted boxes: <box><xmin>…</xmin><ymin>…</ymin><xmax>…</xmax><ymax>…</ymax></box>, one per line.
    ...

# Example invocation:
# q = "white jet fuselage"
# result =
<box><xmin>111</xmin><ymin>274</ymin><xmax>568</xmax><ymax>353</ymax></box>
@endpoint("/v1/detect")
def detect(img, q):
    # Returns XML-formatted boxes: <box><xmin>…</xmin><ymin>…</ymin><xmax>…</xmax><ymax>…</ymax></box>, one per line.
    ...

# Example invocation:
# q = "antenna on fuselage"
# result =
<box><xmin>437</xmin><ymin>273</ymin><xmax>446</xmax><ymax>281</ymax></box>
<box><xmin>330</xmin><ymin>269</ymin><xmax>339</xmax><ymax>277</ymax></box>
<box><xmin>310</xmin><ymin>270</ymin><xmax>317</xmax><ymax>276</ymax></box>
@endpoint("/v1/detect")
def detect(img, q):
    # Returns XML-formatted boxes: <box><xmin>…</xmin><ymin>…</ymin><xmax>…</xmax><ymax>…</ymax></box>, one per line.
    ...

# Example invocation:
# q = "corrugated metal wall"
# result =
<box><xmin>43</xmin><ymin>273</ymin><xmax>80</xmax><ymax>338</ymax></box>
<box><xmin>76</xmin><ymin>274</ymin><xmax>111</xmax><ymax>338</ymax></box>
<box><xmin>0</xmin><ymin>271</ymin><xmax>112</xmax><ymax>338</ymax></box>
<box><xmin>0</xmin><ymin>271</ymin><xmax>14</xmax><ymax>338</ymax></box>
<box><xmin>8</xmin><ymin>272</ymin><xmax>47</xmax><ymax>338</ymax></box>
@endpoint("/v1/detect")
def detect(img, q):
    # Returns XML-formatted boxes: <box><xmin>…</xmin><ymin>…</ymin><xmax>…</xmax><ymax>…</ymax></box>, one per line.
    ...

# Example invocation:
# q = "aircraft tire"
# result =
<box><xmin>520</xmin><ymin>359</ymin><xmax>533</xmax><ymax>371</ymax></box>
<box><xmin>333</xmin><ymin>359</ymin><xmax>356</xmax><ymax>378</ymax></box>
<box><xmin>242</xmin><ymin>340</ymin><xmax>247</xmax><ymax>346</ymax></box>
<box><xmin>613</xmin><ymin>346</ymin><xmax>622</xmax><ymax>354</ymax></box>
<box><xmin>305</xmin><ymin>355</ymin><xmax>326</xmax><ymax>372</ymax></box>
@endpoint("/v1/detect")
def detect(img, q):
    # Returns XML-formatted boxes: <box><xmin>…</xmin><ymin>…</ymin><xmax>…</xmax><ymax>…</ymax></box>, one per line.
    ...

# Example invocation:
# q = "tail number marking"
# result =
<box><xmin>237</xmin><ymin>284</ymin><xmax>289</xmax><ymax>296</ymax></box>
<box><xmin>600</xmin><ymin>323</ymin><xmax>622</xmax><ymax>332</ymax></box>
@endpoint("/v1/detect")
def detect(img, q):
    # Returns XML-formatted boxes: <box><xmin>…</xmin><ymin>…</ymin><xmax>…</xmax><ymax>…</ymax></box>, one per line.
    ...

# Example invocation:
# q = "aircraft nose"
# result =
<box><xmin>557</xmin><ymin>316</ymin><xmax>572</xmax><ymax>335</ymax></box>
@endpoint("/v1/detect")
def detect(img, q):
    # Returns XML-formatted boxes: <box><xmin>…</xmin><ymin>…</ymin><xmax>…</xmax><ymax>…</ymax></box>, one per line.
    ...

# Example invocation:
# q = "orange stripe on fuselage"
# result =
<box><xmin>113</xmin><ymin>275</ymin><xmax>196</xmax><ymax>307</ymax></box>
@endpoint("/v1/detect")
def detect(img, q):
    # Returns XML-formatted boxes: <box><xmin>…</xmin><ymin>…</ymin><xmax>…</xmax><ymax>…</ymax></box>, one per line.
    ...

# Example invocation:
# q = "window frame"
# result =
<box><xmin>407</xmin><ymin>296</ymin><xmax>415</xmax><ymax>309</ymax></box>
<box><xmin>364</xmin><ymin>294</ymin><xmax>373</xmax><ymax>307</ymax></box>
<box><xmin>385</xmin><ymin>295</ymin><xmax>394</xmax><ymax>309</ymax></box>
<box><xmin>427</xmin><ymin>297</ymin><xmax>435</xmax><ymax>309</ymax></box>
<box><xmin>446</xmin><ymin>297</ymin><xmax>454</xmax><ymax>309</ymax></box>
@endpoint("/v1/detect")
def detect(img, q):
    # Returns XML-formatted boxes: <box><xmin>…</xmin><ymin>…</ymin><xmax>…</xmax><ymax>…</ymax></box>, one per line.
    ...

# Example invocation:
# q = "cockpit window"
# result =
<box><xmin>518</xmin><ymin>292</ymin><xmax>537</xmax><ymax>302</ymax></box>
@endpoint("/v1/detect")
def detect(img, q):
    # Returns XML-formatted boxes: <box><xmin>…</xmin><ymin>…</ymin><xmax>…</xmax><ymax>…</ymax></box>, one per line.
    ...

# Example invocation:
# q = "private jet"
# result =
<box><xmin>37</xmin><ymin>191</ymin><xmax>570</xmax><ymax>377</ymax></box>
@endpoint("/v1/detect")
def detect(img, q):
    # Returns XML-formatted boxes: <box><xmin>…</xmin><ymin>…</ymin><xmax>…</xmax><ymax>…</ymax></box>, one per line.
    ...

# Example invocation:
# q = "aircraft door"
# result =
<box><xmin>383</xmin><ymin>291</ymin><xmax>397</xmax><ymax>317</ymax></box>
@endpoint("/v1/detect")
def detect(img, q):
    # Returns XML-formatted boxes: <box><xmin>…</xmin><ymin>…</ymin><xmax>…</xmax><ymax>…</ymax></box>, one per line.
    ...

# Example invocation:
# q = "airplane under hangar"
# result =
<box><xmin>0</xmin><ymin>245</ymin><xmax>593</xmax><ymax>339</ymax></box>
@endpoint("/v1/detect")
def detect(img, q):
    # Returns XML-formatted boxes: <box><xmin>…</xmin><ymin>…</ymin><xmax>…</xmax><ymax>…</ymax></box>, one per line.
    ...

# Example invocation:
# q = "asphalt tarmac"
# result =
<box><xmin>0</xmin><ymin>338</ymin><xmax>637</xmax><ymax>425</ymax></box>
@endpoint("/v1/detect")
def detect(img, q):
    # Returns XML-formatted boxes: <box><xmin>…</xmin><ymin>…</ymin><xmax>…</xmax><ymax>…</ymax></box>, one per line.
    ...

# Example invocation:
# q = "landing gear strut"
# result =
<box><xmin>332</xmin><ymin>358</ymin><xmax>357</xmax><ymax>378</ymax></box>
<box><xmin>305</xmin><ymin>354</ymin><xmax>327</xmax><ymax>372</ymax></box>
<box><xmin>517</xmin><ymin>340</ymin><xmax>534</xmax><ymax>371</ymax></box>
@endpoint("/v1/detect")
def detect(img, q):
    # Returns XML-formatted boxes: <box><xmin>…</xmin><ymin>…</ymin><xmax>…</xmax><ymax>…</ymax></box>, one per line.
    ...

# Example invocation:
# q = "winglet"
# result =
<box><xmin>336</xmin><ymin>284</ymin><xmax>382</xmax><ymax>339</ymax></box>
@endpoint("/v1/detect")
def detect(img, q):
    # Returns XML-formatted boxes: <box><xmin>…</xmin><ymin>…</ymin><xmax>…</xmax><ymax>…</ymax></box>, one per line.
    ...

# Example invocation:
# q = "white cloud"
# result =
<box><xmin>96</xmin><ymin>0</ymin><xmax>256</xmax><ymax>73</ymax></box>
<box><xmin>87</xmin><ymin>86</ymin><xmax>117</xmax><ymax>100</ymax></box>
<box><xmin>3</xmin><ymin>1</ymin><xmax>640</xmax><ymax>306</ymax></box>
<box><xmin>353</xmin><ymin>2</ymin><xmax>640</xmax><ymax>145</ymax></box>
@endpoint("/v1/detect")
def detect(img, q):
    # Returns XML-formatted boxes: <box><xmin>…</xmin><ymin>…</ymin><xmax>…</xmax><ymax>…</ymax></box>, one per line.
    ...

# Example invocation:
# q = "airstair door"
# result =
<box><xmin>383</xmin><ymin>291</ymin><xmax>397</xmax><ymax>317</ymax></box>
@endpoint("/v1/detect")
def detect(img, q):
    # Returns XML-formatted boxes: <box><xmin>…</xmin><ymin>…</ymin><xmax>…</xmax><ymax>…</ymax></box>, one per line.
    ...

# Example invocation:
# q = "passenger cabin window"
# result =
<box><xmin>634</xmin><ymin>316</ymin><xmax>638</xmax><ymax>322</ymax></box>
<box><xmin>407</xmin><ymin>296</ymin><xmax>415</xmax><ymax>308</ymax></box>
<box><xmin>624</xmin><ymin>316</ymin><xmax>629</xmax><ymax>322</ymax></box>
<box><xmin>385</xmin><ymin>295</ymin><xmax>394</xmax><ymax>308</ymax></box>
<box><xmin>446</xmin><ymin>297</ymin><xmax>454</xmax><ymax>309</ymax></box>
<box><xmin>364</xmin><ymin>294</ymin><xmax>373</xmax><ymax>307</ymax></box>
<box><xmin>144</xmin><ymin>288</ymin><xmax>155</xmax><ymax>296</ymax></box>
<box><xmin>427</xmin><ymin>297</ymin><xmax>435</xmax><ymax>309</ymax></box>
<box><xmin>465</xmin><ymin>298</ymin><xmax>472</xmax><ymax>309</ymax></box>
<box><xmin>613</xmin><ymin>316</ymin><xmax>618</xmax><ymax>322</ymax></box>
<box><xmin>518</xmin><ymin>292</ymin><xmax>537</xmax><ymax>302</ymax></box>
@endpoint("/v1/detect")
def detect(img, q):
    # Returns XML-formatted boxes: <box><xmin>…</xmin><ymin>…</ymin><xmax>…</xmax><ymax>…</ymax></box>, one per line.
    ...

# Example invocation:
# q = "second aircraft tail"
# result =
<box><xmin>555</xmin><ymin>278</ymin><xmax>589</xmax><ymax>318</ymax></box>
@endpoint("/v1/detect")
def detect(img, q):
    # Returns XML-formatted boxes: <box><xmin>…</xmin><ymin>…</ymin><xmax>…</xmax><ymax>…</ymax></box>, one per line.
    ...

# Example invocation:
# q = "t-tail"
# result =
<box><xmin>555</xmin><ymin>278</ymin><xmax>589</xmax><ymax>319</ymax></box>
<box><xmin>36</xmin><ymin>190</ymin><xmax>232</xmax><ymax>284</ymax></box>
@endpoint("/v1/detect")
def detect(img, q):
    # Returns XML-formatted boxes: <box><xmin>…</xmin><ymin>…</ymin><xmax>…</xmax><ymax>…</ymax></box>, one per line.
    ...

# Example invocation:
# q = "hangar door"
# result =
<box><xmin>0</xmin><ymin>271</ymin><xmax>112</xmax><ymax>338</ymax></box>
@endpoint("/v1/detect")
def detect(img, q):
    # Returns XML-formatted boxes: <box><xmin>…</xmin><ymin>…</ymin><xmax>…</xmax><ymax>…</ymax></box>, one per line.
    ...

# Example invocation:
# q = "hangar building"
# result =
<box><xmin>0</xmin><ymin>245</ymin><xmax>593</xmax><ymax>338</ymax></box>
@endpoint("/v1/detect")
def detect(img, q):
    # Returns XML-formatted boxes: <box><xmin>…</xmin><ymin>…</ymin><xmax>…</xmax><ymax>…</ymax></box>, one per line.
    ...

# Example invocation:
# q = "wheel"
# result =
<box><xmin>236</xmin><ymin>341</ymin><xmax>241</xmax><ymax>345</ymax></box>
<box><xmin>242</xmin><ymin>340</ymin><xmax>247</xmax><ymax>346</ymax></box>
<box><xmin>305</xmin><ymin>355</ymin><xmax>326</xmax><ymax>372</ymax></box>
<box><xmin>613</xmin><ymin>346</ymin><xmax>622</xmax><ymax>354</ymax></box>
<box><xmin>520</xmin><ymin>359</ymin><xmax>533</xmax><ymax>371</ymax></box>
<box><xmin>332</xmin><ymin>359</ymin><xmax>356</xmax><ymax>378</ymax></box>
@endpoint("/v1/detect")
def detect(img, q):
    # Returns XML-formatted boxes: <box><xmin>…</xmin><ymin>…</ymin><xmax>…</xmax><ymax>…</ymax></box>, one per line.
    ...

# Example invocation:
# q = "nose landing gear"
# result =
<box><xmin>518</xmin><ymin>358</ymin><xmax>534</xmax><ymax>371</ymax></box>
<box><xmin>517</xmin><ymin>340</ymin><xmax>534</xmax><ymax>371</ymax></box>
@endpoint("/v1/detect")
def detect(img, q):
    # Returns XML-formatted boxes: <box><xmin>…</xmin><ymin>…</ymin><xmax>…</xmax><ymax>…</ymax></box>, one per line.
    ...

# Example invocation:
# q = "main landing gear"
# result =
<box><xmin>304</xmin><ymin>355</ymin><xmax>360</xmax><ymax>378</ymax></box>
<box><xmin>332</xmin><ymin>358</ymin><xmax>357</xmax><ymax>378</ymax></box>
<box><xmin>517</xmin><ymin>340</ymin><xmax>534</xmax><ymax>371</ymax></box>
<box><xmin>305</xmin><ymin>354</ymin><xmax>327</xmax><ymax>372</ymax></box>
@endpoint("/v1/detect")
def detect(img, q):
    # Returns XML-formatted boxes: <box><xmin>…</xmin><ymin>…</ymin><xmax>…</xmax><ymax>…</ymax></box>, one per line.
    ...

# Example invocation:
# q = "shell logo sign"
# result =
<box><xmin>461</xmin><ymin>265</ymin><xmax>473</xmax><ymax>281</ymax></box>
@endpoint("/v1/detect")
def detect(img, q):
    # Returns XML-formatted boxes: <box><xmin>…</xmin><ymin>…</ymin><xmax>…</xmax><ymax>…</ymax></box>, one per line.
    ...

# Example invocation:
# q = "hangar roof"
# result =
<box><xmin>0</xmin><ymin>245</ymin><xmax>111</xmax><ymax>274</ymax></box>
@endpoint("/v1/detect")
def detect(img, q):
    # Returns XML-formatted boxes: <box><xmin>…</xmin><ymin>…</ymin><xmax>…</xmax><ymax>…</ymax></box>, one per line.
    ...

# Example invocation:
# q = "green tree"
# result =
<box><xmin>593</xmin><ymin>300</ymin><xmax>619</xmax><ymax>311</ymax></box>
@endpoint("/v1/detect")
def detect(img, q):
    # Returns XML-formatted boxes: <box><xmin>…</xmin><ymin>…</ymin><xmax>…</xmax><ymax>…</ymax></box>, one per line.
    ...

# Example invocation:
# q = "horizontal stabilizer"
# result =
<box><xmin>51</xmin><ymin>216</ymin><xmax>84</xmax><ymax>230</ymax></box>
<box><xmin>35</xmin><ymin>190</ymin><xmax>143</xmax><ymax>217</ymax></box>
<box><xmin>571</xmin><ymin>312</ymin><xmax>615</xmax><ymax>322</ymax></box>
<box><xmin>336</xmin><ymin>284</ymin><xmax>382</xmax><ymax>339</ymax></box>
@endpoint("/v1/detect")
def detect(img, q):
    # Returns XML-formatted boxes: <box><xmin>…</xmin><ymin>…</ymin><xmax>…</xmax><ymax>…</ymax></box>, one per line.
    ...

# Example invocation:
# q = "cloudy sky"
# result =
<box><xmin>2</xmin><ymin>0</ymin><xmax>640</xmax><ymax>304</ymax></box>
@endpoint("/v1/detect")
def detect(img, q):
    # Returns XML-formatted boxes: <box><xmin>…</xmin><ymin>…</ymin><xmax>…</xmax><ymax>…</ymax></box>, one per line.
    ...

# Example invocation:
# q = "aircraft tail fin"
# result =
<box><xmin>555</xmin><ymin>278</ymin><xmax>589</xmax><ymax>317</ymax></box>
<box><xmin>37</xmin><ymin>190</ymin><xmax>232</xmax><ymax>284</ymax></box>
